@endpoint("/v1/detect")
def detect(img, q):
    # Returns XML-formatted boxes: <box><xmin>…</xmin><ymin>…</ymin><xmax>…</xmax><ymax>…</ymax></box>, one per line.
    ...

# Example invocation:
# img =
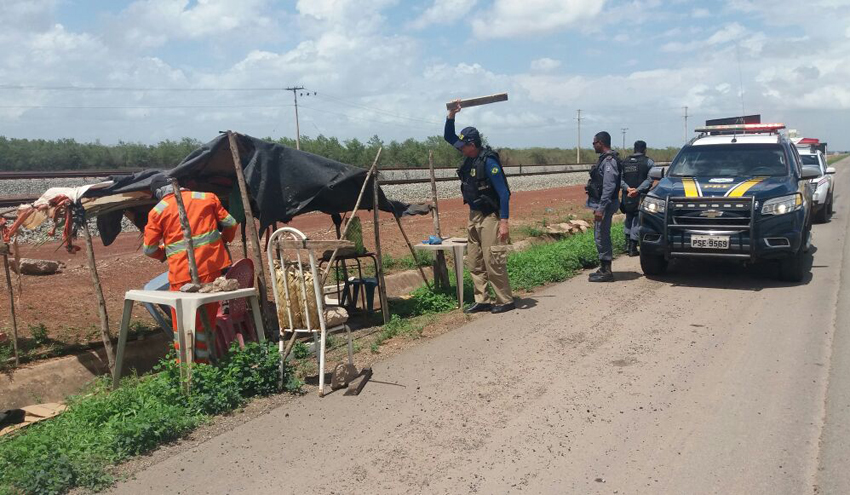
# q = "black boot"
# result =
<box><xmin>589</xmin><ymin>260</ymin><xmax>614</xmax><ymax>282</ymax></box>
<box><xmin>628</xmin><ymin>240</ymin><xmax>640</xmax><ymax>257</ymax></box>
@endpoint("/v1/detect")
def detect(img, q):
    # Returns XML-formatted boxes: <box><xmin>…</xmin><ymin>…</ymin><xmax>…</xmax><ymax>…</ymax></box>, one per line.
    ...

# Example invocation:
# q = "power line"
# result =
<box><xmin>0</xmin><ymin>104</ymin><xmax>295</xmax><ymax>109</ymax></box>
<box><xmin>314</xmin><ymin>93</ymin><xmax>442</xmax><ymax>126</ymax></box>
<box><xmin>0</xmin><ymin>84</ymin><xmax>286</xmax><ymax>92</ymax></box>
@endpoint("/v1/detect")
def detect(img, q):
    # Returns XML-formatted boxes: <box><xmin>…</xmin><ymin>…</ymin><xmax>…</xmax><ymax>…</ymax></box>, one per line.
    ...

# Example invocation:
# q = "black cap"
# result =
<box><xmin>454</xmin><ymin>126</ymin><xmax>480</xmax><ymax>149</ymax></box>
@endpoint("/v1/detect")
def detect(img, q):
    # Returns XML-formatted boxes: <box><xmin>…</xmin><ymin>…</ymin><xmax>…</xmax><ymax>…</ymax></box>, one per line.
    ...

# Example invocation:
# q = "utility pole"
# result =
<box><xmin>284</xmin><ymin>86</ymin><xmax>316</xmax><ymax>150</ymax></box>
<box><xmin>683</xmin><ymin>106</ymin><xmax>689</xmax><ymax>144</ymax></box>
<box><xmin>621</xmin><ymin>127</ymin><xmax>629</xmax><ymax>151</ymax></box>
<box><xmin>576</xmin><ymin>109</ymin><xmax>582</xmax><ymax>164</ymax></box>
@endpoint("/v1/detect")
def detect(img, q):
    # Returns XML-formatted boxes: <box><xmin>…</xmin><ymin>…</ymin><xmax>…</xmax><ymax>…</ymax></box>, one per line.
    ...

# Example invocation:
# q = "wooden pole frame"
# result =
<box><xmin>170</xmin><ymin>179</ymin><xmax>217</xmax><ymax>370</ymax></box>
<box><xmin>428</xmin><ymin>151</ymin><xmax>450</xmax><ymax>288</ymax></box>
<box><xmin>2</xmin><ymin>247</ymin><xmax>19</xmax><ymax>366</ymax></box>
<box><xmin>81</xmin><ymin>221</ymin><xmax>116</xmax><ymax>372</ymax></box>
<box><xmin>372</xmin><ymin>174</ymin><xmax>390</xmax><ymax>324</ymax></box>
<box><xmin>226</xmin><ymin>131</ymin><xmax>273</xmax><ymax>336</ymax></box>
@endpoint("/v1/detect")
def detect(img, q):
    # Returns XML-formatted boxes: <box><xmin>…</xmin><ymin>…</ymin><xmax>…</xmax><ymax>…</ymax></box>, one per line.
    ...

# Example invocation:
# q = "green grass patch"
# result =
<box><xmin>827</xmin><ymin>154</ymin><xmax>848</xmax><ymax>165</ymax></box>
<box><xmin>375</xmin><ymin>222</ymin><xmax>625</xmax><ymax>352</ymax></box>
<box><xmin>0</xmin><ymin>342</ymin><xmax>299</xmax><ymax>495</ymax></box>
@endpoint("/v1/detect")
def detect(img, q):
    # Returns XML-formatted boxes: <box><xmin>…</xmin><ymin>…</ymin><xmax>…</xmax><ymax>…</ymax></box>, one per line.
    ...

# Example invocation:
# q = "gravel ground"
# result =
<box><xmin>1</xmin><ymin>170</ymin><xmax>587</xmax><ymax>243</ymax></box>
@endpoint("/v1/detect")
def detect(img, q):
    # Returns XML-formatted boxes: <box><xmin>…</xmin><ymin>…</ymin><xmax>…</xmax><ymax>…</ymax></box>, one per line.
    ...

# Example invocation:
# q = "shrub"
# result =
<box><xmin>0</xmin><ymin>342</ymin><xmax>297</xmax><ymax>495</ymax></box>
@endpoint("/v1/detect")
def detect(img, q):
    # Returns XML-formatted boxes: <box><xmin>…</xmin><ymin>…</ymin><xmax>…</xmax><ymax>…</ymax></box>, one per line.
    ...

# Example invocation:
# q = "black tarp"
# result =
<box><xmin>85</xmin><ymin>133</ymin><xmax>427</xmax><ymax>244</ymax></box>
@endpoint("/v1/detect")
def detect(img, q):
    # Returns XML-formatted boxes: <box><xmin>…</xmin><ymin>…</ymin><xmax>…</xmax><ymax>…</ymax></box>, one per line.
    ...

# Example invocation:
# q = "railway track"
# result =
<box><xmin>0</xmin><ymin>162</ymin><xmax>667</xmax><ymax>208</ymax></box>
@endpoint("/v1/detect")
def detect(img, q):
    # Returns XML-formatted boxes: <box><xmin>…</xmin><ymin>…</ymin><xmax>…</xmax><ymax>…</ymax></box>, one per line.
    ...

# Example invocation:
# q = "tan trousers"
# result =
<box><xmin>466</xmin><ymin>210</ymin><xmax>513</xmax><ymax>305</ymax></box>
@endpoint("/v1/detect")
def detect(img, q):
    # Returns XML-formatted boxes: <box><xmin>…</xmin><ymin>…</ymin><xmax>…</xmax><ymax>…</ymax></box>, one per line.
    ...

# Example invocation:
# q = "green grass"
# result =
<box><xmin>0</xmin><ymin>342</ymin><xmax>299</xmax><ymax>495</ymax></box>
<box><xmin>827</xmin><ymin>154</ymin><xmax>848</xmax><ymax>165</ymax></box>
<box><xmin>376</xmin><ymin>222</ymin><xmax>626</xmax><ymax>352</ymax></box>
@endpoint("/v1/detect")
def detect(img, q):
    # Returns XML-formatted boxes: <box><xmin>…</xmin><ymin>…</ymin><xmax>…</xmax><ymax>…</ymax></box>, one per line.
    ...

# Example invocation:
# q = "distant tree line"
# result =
<box><xmin>0</xmin><ymin>134</ymin><xmax>681</xmax><ymax>171</ymax></box>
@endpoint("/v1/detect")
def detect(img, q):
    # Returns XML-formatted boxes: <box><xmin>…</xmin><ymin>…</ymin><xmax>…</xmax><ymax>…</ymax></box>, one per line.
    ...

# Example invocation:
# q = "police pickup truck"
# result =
<box><xmin>638</xmin><ymin>123</ymin><xmax>817</xmax><ymax>282</ymax></box>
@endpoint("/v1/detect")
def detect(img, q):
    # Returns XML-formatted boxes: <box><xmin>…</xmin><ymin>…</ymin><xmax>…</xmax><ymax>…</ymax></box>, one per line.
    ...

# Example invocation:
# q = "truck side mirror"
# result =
<box><xmin>826</xmin><ymin>167</ymin><xmax>836</xmax><ymax>174</ymax></box>
<box><xmin>801</xmin><ymin>167</ymin><xmax>820</xmax><ymax>180</ymax></box>
<box><xmin>648</xmin><ymin>167</ymin><xmax>665</xmax><ymax>180</ymax></box>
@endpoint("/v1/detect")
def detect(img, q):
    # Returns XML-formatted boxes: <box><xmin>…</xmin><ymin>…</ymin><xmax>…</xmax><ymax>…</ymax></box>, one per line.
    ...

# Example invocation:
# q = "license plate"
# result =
<box><xmin>691</xmin><ymin>235</ymin><xmax>729</xmax><ymax>249</ymax></box>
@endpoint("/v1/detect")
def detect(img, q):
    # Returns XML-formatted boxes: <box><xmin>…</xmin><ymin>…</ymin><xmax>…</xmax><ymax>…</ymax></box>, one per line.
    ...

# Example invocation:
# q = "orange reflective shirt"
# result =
<box><xmin>143</xmin><ymin>190</ymin><xmax>238</xmax><ymax>287</ymax></box>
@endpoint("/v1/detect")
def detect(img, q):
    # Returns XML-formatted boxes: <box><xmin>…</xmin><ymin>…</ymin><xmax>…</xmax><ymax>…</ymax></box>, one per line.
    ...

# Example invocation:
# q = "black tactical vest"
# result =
<box><xmin>619</xmin><ymin>153</ymin><xmax>651</xmax><ymax>213</ymax></box>
<box><xmin>587</xmin><ymin>152</ymin><xmax>620</xmax><ymax>202</ymax></box>
<box><xmin>621</xmin><ymin>153</ymin><xmax>651</xmax><ymax>188</ymax></box>
<box><xmin>458</xmin><ymin>147</ymin><xmax>510</xmax><ymax>215</ymax></box>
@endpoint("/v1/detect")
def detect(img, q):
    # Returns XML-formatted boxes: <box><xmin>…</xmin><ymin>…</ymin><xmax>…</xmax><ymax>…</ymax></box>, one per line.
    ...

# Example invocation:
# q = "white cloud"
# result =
<box><xmin>114</xmin><ymin>0</ymin><xmax>277</xmax><ymax>49</ymax></box>
<box><xmin>707</xmin><ymin>23</ymin><xmax>747</xmax><ymax>45</ymax></box>
<box><xmin>691</xmin><ymin>7</ymin><xmax>710</xmax><ymax>18</ymax></box>
<box><xmin>409</xmin><ymin>0</ymin><xmax>477</xmax><ymax>30</ymax></box>
<box><xmin>472</xmin><ymin>0</ymin><xmax>606</xmax><ymax>39</ymax></box>
<box><xmin>530</xmin><ymin>58</ymin><xmax>561</xmax><ymax>72</ymax></box>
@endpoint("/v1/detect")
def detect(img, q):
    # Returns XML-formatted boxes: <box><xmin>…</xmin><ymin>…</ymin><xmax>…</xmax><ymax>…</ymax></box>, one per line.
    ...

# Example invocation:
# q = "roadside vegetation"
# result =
<box><xmin>0</xmin><ymin>133</ymin><xmax>679</xmax><ymax>171</ymax></box>
<box><xmin>0</xmin><ymin>342</ymin><xmax>299</xmax><ymax>495</ymax></box>
<box><xmin>827</xmin><ymin>153</ymin><xmax>848</xmax><ymax>165</ymax></box>
<box><xmin>0</xmin><ymin>221</ymin><xmax>624</xmax><ymax>494</ymax></box>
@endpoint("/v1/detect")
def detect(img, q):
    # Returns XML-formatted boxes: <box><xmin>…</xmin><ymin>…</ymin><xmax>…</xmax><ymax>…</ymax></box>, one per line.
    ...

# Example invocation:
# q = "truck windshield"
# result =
<box><xmin>799</xmin><ymin>154</ymin><xmax>820</xmax><ymax>166</ymax></box>
<box><xmin>668</xmin><ymin>144</ymin><xmax>788</xmax><ymax>178</ymax></box>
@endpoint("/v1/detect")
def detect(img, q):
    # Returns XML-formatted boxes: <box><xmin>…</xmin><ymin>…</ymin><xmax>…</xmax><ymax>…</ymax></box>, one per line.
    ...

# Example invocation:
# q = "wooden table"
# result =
<box><xmin>112</xmin><ymin>288</ymin><xmax>265</xmax><ymax>388</ymax></box>
<box><xmin>413</xmin><ymin>239</ymin><xmax>467</xmax><ymax>308</ymax></box>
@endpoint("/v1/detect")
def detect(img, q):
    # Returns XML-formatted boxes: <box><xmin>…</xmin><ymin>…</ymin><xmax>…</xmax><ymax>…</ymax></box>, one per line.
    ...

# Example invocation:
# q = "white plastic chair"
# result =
<box><xmin>267</xmin><ymin>227</ymin><xmax>353</xmax><ymax>396</ymax></box>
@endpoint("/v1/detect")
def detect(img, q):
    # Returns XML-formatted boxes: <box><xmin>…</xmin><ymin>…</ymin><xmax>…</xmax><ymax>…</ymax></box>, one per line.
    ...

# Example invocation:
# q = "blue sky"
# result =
<box><xmin>1</xmin><ymin>0</ymin><xmax>849</xmax><ymax>151</ymax></box>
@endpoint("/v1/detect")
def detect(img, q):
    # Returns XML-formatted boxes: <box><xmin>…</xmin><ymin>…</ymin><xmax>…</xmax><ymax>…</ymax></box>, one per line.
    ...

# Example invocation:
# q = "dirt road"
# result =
<box><xmin>111</xmin><ymin>160</ymin><xmax>850</xmax><ymax>494</ymax></box>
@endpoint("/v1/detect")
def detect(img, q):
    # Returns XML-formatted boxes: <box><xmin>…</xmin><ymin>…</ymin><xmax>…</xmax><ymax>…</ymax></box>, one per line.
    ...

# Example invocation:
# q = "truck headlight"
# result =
<box><xmin>641</xmin><ymin>196</ymin><xmax>666</xmax><ymax>215</ymax></box>
<box><xmin>761</xmin><ymin>193</ymin><xmax>802</xmax><ymax>216</ymax></box>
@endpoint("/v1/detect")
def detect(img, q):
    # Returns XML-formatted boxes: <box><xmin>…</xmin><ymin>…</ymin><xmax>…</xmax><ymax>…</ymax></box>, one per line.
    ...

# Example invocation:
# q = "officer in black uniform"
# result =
<box><xmin>444</xmin><ymin>100</ymin><xmax>515</xmax><ymax>313</ymax></box>
<box><xmin>586</xmin><ymin>131</ymin><xmax>620</xmax><ymax>282</ymax></box>
<box><xmin>620</xmin><ymin>140</ymin><xmax>655</xmax><ymax>256</ymax></box>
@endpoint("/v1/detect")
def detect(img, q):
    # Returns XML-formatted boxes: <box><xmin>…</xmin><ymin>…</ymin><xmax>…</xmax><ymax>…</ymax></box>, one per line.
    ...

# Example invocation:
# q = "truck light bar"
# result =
<box><xmin>695</xmin><ymin>123</ymin><xmax>786</xmax><ymax>133</ymax></box>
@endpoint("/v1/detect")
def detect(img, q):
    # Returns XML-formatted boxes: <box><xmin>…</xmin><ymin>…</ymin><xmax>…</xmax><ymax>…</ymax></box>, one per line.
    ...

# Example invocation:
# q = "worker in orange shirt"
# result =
<box><xmin>143</xmin><ymin>176</ymin><xmax>239</xmax><ymax>364</ymax></box>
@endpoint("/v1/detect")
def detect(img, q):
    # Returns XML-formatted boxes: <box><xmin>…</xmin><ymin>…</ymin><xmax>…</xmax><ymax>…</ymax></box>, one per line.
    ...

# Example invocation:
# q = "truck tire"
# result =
<box><xmin>640</xmin><ymin>252</ymin><xmax>668</xmax><ymax>276</ymax></box>
<box><xmin>828</xmin><ymin>191</ymin><xmax>834</xmax><ymax>216</ymax></box>
<box><xmin>815</xmin><ymin>201</ymin><xmax>829</xmax><ymax>223</ymax></box>
<box><xmin>778</xmin><ymin>248</ymin><xmax>806</xmax><ymax>283</ymax></box>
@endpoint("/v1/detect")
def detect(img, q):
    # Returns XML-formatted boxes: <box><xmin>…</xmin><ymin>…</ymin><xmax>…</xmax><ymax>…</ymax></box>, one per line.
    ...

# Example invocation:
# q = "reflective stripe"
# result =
<box><xmin>726</xmin><ymin>177</ymin><xmax>766</xmax><ymax>197</ymax></box>
<box><xmin>682</xmin><ymin>178</ymin><xmax>700</xmax><ymax>198</ymax></box>
<box><xmin>142</xmin><ymin>243</ymin><xmax>160</xmax><ymax>256</ymax></box>
<box><xmin>219</xmin><ymin>214</ymin><xmax>237</xmax><ymax>228</ymax></box>
<box><xmin>152</xmin><ymin>200</ymin><xmax>169</xmax><ymax>214</ymax></box>
<box><xmin>164</xmin><ymin>229</ymin><xmax>222</xmax><ymax>258</ymax></box>
<box><xmin>191</xmin><ymin>192</ymin><xmax>206</xmax><ymax>200</ymax></box>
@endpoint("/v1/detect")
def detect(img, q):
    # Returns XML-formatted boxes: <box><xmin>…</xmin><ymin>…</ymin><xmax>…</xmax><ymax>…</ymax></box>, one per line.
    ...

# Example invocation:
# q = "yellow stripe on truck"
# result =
<box><xmin>682</xmin><ymin>178</ymin><xmax>700</xmax><ymax>197</ymax></box>
<box><xmin>726</xmin><ymin>177</ymin><xmax>766</xmax><ymax>197</ymax></box>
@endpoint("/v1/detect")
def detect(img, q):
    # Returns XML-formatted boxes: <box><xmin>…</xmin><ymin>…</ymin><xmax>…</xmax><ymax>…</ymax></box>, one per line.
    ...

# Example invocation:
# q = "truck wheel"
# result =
<box><xmin>828</xmin><ymin>191</ymin><xmax>834</xmax><ymax>216</ymax></box>
<box><xmin>640</xmin><ymin>252</ymin><xmax>668</xmax><ymax>276</ymax></box>
<box><xmin>815</xmin><ymin>202</ymin><xmax>829</xmax><ymax>223</ymax></box>
<box><xmin>778</xmin><ymin>248</ymin><xmax>806</xmax><ymax>283</ymax></box>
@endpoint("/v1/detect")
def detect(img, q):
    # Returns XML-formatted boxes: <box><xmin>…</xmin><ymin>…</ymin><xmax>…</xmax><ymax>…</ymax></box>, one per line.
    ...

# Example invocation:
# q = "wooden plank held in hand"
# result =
<box><xmin>445</xmin><ymin>93</ymin><xmax>508</xmax><ymax>110</ymax></box>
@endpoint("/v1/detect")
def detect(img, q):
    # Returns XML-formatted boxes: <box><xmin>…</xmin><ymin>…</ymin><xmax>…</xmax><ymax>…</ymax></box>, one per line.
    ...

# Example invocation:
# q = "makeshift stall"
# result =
<box><xmin>0</xmin><ymin>131</ymin><xmax>430</xmax><ymax>383</ymax></box>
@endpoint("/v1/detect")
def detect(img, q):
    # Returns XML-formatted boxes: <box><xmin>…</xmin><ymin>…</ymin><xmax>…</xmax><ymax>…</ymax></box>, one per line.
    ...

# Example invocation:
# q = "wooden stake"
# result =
<box><xmin>2</xmin><ymin>250</ymin><xmax>19</xmax><ymax>366</ymax></box>
<box><xmin>428</xmin><ymin>151</ymin><xmax>450</xmax><ymax>288</ymax></box>
<box><xmin>170</xmin><ymin>179</ymin><xmax>217</xmax><ymax>367</ymax></box>
<box><xmin>226</xmin><ymin>131</ymin><xmax>273</xmax><ymax>336</ymax></box>
<box><xmin>372</xmin><ymin>174</ymin><xmax>390</xmax><ymax>324</ymax></box>
<box><xmin>393</xmin><ymin>215</ymin><xmax>430</xmax><ymax>289</ymax></box>
<box><xmin>81</xmin><ymin>221</ymin><xmax>115</xmax><ymax>372</ymax></box>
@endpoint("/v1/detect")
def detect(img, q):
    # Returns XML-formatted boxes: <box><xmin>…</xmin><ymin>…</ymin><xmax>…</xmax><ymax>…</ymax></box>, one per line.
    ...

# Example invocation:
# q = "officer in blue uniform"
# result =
<box><xmin>444</xmin><ymin>100</ymin><xmax>515</xmax><ymax>313</ymax></box>
<box><xmin>620</xmin><ymin>140</ymin><xmax>655</xmax><ymax>256</ymax></box>
<box><xmin>586</xmin><ymin>131</ymin><xmax>620</xmax><ymax>282</ymax></box>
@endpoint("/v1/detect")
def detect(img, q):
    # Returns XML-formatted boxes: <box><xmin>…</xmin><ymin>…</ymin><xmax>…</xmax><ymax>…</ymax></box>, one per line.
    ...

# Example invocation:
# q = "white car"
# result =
<box><xmin>797</xmin><ymin>146</ymin><xmax>835</xmax><ymax>223</ymax></box>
